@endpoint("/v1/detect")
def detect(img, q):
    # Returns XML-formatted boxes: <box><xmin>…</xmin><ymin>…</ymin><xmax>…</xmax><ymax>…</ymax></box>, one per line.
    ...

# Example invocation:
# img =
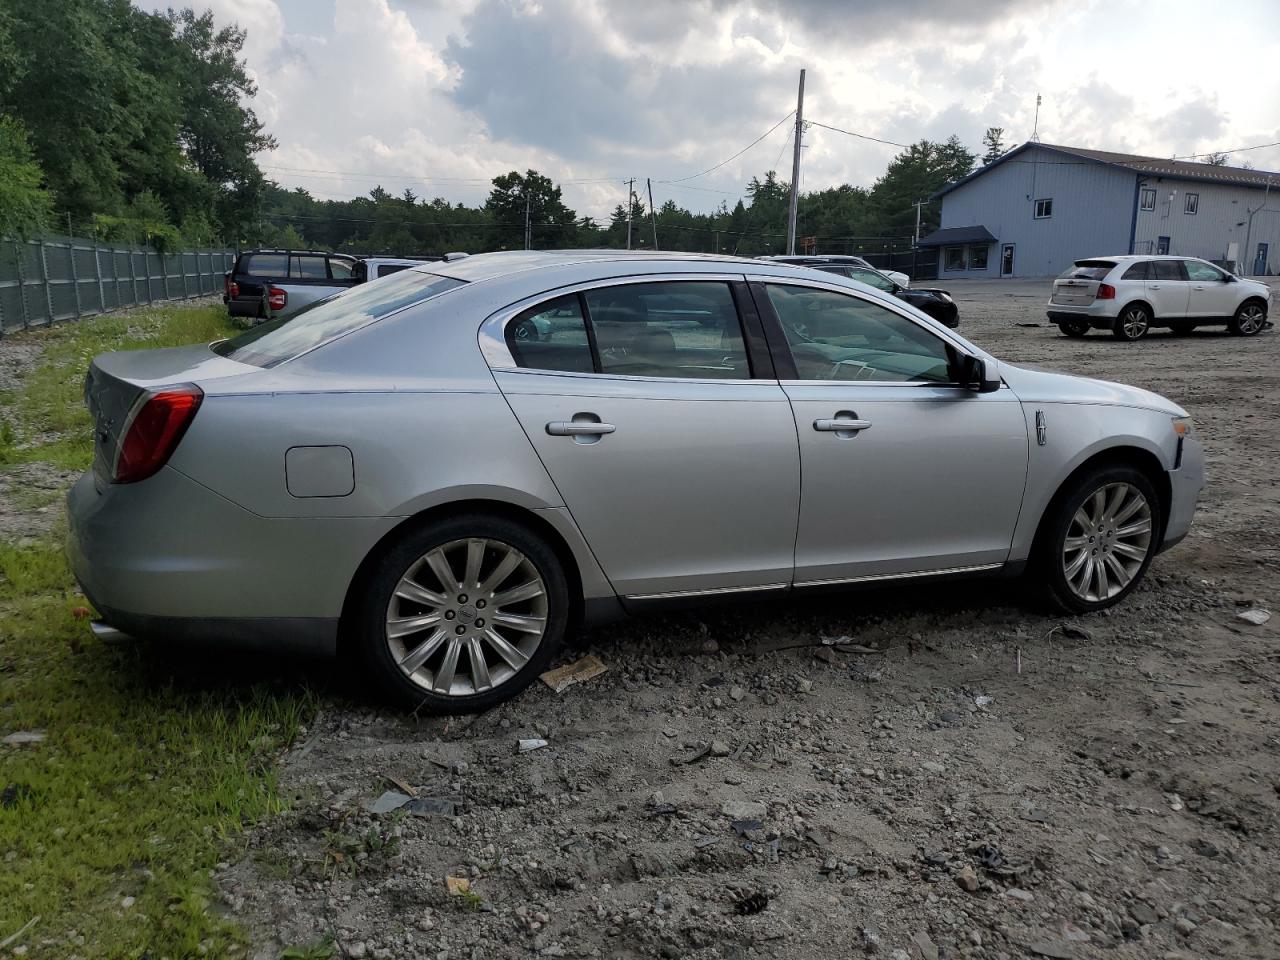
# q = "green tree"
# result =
<box><xmin>0</xmin><ymin>117</ymin><xmax>54</xmax><ymax>237</ymax></box>
<box><xmin>981</xmin><ymin>127</ymin><xmax>1006</xmax><ymax>164</ymax></box>
<box><xmin>868</xmin><ymin>136</ymin><xmax>977</xmax><ymax>236</ymax></box>
<box><xmin>485</xmin><ymin>170</ymin><xmax>578</xmax><ymax>249</ymax></box>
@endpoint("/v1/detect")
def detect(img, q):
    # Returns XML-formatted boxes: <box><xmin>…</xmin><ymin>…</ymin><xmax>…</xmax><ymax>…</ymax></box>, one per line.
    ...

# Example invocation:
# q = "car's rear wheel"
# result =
<box><xmin>358</xmin><ymin>514</ymin><xmax>568</xmax><ymax>712</ymax></box>
<box><xmin>1228</xmin><ymin>301</ymin><xmax>1267</xmax><ymax>336</ymax></box>
<box><xmin>1112</xmin><ymin>305</ymin><xmax>1150</xmax><ymax>341</ymax></box>
<box><xmin>1037</xmin><ymin>465</ymin><xmax>1162</xmax><ymax>614</ymax></box>
<box><xmin>1057</xmin><ymin>319</ymin><xmax>1090</xmax><ymax>338</ymax></box>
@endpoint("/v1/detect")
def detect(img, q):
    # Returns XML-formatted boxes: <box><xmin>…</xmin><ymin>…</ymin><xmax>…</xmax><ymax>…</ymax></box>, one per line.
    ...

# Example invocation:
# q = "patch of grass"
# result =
<box><xmin>0</xmin><ymin>304</ymin><xmax>236</xmax><ymax>466</ymax></box>
<box><xmin>0</xmin><ymin>303</ymin><xmax>318</xmax><ymax>958</ymax></box>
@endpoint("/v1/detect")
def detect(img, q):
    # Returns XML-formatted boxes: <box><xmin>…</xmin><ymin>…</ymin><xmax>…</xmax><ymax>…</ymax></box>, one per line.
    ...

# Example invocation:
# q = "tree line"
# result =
<box><xmin>259</xmin><ymin>135</ymin><xmax>982</xmax><ymax>258</ymax></box>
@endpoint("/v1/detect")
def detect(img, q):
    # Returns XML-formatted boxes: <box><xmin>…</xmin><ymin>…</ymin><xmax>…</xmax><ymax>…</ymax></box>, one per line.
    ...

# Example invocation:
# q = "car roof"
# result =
<box><xmin>1076</xmin><ymin>254</ymin><xmax>1212</xmax><ymax>262</ymax></box>
<box><xmin>426</xmin><ymin>249</ymin><xmax>774</xmax><ymax>282</ymax></box>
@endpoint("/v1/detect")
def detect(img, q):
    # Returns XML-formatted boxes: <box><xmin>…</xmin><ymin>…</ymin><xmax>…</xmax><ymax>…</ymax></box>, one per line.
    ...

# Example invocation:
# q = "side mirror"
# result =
<box><xmin>1223</xmin><ymin>274</ymin><xmax>1236</xmax><ymax>282</ymax></box>
<box><xmin>955</xmin><ymin>352</ymin><xmax>1001</xmax><ymax>392</ymax></box>
<box><xmin>977</xmin><ymin>358</ymin><xmax>1001</xmax><ymax>393</ymax></box>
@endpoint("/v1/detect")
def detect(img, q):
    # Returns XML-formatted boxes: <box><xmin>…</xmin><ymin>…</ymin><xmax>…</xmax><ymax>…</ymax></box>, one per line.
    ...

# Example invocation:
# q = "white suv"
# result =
<box><xmin>1046</xmin><ymin>255</ymin><xmax>1271</xmax><ymax>341</ymax></box>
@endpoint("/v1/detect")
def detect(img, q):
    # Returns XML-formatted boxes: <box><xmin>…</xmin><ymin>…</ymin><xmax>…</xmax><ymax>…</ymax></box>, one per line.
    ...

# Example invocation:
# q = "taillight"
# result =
<box><xmin>225</xmin><ymin>276</ymin><xmax>239</xmax><ymax>298</ymax></box>
<box><xmin>1096</xmin><ymin>283</ymin><xmax>1116</xmax><ymax>300</ymax></box>
<box><xmin>268</xmin><ymin>287</ymin><xmax>287</xmax><ymax>312</ymax></box>
<box><xmin>114</xmin><ymin>385</ymin><xmax>204</xmax><ymax>484</ymax></box>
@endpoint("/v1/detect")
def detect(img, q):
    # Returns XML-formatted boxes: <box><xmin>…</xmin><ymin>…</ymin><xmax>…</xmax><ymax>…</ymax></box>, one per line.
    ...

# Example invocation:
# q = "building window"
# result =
<box><xmin>1140</xmin><ymin>188</ymin><xmax>1156</xmax><ymax>211</ymax></box>
<box><xmin>1184</xmin><ymin>193</ymin><xmax>1199</xmax><ymax>215</ymax></box>
<box><xmin>1034</xmin><ymin>198</ymin><xmax>1053</xmax><ymax>219</ymax></box>
<box><xmin>944</xmin><ymin>246</ymin><xmax>966</xmax><ymax>271</ymax></box>
<box><xmin>969</xmin><ymin>245</ymin><xmax>989</xmax><ymax>270</ymax></box>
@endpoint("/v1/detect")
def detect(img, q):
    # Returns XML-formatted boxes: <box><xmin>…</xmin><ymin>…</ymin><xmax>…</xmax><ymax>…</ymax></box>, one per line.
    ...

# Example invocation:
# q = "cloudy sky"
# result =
<box><xmin>143</xmin><ymin>0</ymin><xmax>1280</xmax><ymax>218</ymax></box>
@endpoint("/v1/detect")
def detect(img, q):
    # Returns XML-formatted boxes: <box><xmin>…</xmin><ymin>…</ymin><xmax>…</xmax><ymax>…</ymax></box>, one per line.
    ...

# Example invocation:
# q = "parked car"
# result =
<box><xmin>354</xmin><ymin>257</ymin><xmax>438</xmax><ymax>282</ymax></box>
<box><xmin>1047</xmin><ymin>255</ymin><xmax>1271</xmax><ymax>340</ymax></box>
<box><xmin>817</xmin><ymin>262</ymin><xmax>958</xmax><ymax>328</ymax></box>
<box><xmin>761</xmin><ymin>254</ymin><xmax>911</xmax><ymax>288</ymax></box>
<box><xmin>72</xmin><ymin>251</ymin><xmax>1203</xmax><ymax>712</ymax></box>
<box><xmin>223</xmin><ymin>250</ymin><xmax>359</xmax><ymax>321</ymax></box>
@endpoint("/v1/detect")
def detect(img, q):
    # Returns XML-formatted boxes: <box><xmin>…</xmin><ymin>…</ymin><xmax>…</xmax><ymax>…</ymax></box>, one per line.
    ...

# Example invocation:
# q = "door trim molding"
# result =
<box><xmin>626</xmin><ymin>582</ymin><xmax>789</xmax><ymax>601</ymax></box>
<box><xmin>794</xmin><ymin>562</ymin><xmax>1003</xmax><ymax>589</ymax></box>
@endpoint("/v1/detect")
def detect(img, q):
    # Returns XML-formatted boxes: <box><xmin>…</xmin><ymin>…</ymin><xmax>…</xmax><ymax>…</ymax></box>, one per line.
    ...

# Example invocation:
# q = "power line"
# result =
<box><xmin>1172</xmin><ymin>140</ymin><xmax>1280</xmax><ymax>160</ymax></box>
<box><xmin>261</xmin><ymin>165</ymin><xmax>624</xmax><ymax>186</ymax></box>
<box><xmin>659</xmin><ymin>111</ymin><xmax>795</xmax><ymax>184</ymax></box>
<box><xmin>806</xmin><ymin>120</ymin><xmax>908</xmax><ymax>149</ymax></box>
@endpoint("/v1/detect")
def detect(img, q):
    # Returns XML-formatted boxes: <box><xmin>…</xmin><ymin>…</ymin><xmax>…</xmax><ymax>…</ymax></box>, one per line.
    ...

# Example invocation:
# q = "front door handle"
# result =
<box><xmin>547</xmin><ymin>420</ymin><xmax>615</xmax><ymax>436</ymax></box>
<box><xmin>814</xmin><ymin>414</ymin><xmax>872</xmax><ymax>435</ymax></box>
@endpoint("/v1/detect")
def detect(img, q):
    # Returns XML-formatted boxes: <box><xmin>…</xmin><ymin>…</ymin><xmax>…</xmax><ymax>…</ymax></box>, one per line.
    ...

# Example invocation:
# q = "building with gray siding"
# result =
<box><xmin>921</xmin><ymin>143</ymin><xmax>1280</xmax><ymax>279</ymax></box>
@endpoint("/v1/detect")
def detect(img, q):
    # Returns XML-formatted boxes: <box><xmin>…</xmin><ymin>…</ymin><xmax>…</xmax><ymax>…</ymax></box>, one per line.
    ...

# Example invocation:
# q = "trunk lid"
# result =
<box><xmin>84</xmin><ymin>344</ymin><xmax>250</xmax><ymax>489</ymax></box>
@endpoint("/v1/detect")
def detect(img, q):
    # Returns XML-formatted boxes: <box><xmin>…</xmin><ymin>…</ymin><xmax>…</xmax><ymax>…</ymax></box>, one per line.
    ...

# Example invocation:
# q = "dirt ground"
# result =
<box><xmin>5</xmin><ymin>282</ymin><xmax>1279</xmax><ymax>959</ymax></box>
<box><xmin>205</xmin><ymin>278</ymin><xmax>1280</xmax><ymax>960</ymax></box>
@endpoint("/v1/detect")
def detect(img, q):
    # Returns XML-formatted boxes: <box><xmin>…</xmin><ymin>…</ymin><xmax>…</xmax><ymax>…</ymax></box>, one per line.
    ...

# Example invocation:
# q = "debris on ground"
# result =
<box><xmin>1236</xmin><ymin>607</ymin><xmax>1271</xmax><ymax>625</ymax></box>
<box><xmin>444</xmin><ymin>876</ymin><xmax>471</xmax><ymax>896</ymax></box>
<box><xmin>516</xmin><ymin>738</ymin><xmax>548</xmax><ymax>753</ymax></box>
<box><xmin>365</xmin><ymin>790</ymin><xmax>411</xmax><ymax>814</ymax></box>
<box><xmin>539</xmin><ymin>654</ymin><xmax>607</xmax><ymax>693</ymax></box>
<box><xmin>2</xmin><ymin>731</ymin><xmax>46</xmax><ymax>747</ymax></box>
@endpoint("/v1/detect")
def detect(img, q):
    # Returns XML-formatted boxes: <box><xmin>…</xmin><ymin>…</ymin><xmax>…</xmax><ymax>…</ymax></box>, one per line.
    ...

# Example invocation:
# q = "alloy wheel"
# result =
<box><xmin>385</xmin><ymin>537</ymin><xmax>548</xmax><ymax>696</ymax></box>
<box><xmin>1120</xmin><ymin>307</ymin><xmax>1149</xmax><ymax>340</ymax></box>
<box><xmin>1236</xmin><ymin>304</ymin><xmax>1266</xmax><ymax>335</ymax></box>
<box><xmin>1061</xmin><ymin>482</ymin><xmax>1153</xmax><ymax>603</ymax></box>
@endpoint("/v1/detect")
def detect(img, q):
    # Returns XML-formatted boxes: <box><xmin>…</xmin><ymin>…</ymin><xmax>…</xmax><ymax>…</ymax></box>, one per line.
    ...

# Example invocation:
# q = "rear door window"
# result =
<box><xmin>506</xmin><ymin>295</ymin><xmax>594</xmax><ymax>373</ymax></box>
<box><xmin>1121</xmin><ymin>261</ymin><xmax>1150</xmax><ymax>281</ymax></box>
<box><xmin>240</xmin><ymin>253</ymin><xmax>288</xmax><ymax>277</ymax></box>
<box><xmin>290</xmin><ymin>255</ymin><xmax>329</xmax><ymax>279</ymax></box>
<box><xmin>585</xmin><ymin>282</ymin><xmax>750</xmax><ymax>379</ymax></box>
<box><xmin>213</xmin><ymin>271</ymin><xmax>464</xmax><ymax>368</ymax></box>
<box><xmin>1152</xmin><ymin>261</ymin><xmax>1186</xmax><ymax>281</ymax></box>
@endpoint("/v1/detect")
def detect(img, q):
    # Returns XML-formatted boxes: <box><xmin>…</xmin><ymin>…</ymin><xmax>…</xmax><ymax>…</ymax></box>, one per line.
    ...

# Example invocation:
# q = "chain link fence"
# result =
<box><xmin>0</xmin><ymin>235</ymin><xmax>236</xmax><ymax>338</ymax></box>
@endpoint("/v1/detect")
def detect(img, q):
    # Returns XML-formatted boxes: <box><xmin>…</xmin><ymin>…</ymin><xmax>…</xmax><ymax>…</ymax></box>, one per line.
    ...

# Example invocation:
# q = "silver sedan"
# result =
<box><xmin>69</xmin><ymin>251</ymin><xmax>1204</xmax><ymax>712</ymax></box>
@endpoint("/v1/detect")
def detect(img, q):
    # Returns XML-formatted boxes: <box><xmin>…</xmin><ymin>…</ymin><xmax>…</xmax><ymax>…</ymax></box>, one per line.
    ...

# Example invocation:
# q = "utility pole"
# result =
<box><xmin>524</xmin><ymin>192</ymin><xmax>531</xmax><ymax>250</ymax></box>
<box><xmin>786</xmin><ymin>69</ymin><xmax>806</xmax><ymax>256</ymax></box>
<box><xmin>912</xmin><ymin>200</ymin><xmax>925</xmax><ymax>247</ymax></box>
<box><xmin>625</xmin><ymin>178</ymin><xmax>635</xmax><ymax>250</ymax></box>
<box><xmin>647</xmin><ymin>178</ymin><xmax>659</xmax><ymax>250</ymax></box>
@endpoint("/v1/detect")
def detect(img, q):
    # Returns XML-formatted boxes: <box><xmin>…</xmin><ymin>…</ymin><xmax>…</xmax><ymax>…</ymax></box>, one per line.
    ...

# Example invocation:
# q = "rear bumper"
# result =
<box><xmin>67</xmin><ymin>468</ymin><xmax>399</xmax><ymax>656</ymax></box>
<box><xmin>227</xmin><ymin>297</ymin><xmax>262</xmax><ymax>318</ymax></box>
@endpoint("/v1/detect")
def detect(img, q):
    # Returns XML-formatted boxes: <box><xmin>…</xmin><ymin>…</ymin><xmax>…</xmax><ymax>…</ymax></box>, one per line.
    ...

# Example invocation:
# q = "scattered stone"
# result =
<box><xmin>1006</xmin><ymin>887</ymin><xmax>1035</xmax><ymax>902</ymax></box>
<box><xmin>1060</xmin><ymin>921</ymin><xmax>1090</xmax><ymax>942</ymax></box>
<box><xmin>730</xmin><ymin>819</ymin><xmax>763</xmax><ymax>837</ymax></box>
<box><xmin>973</xmin><ymin>694</ymin><xmax>994</xmax><ymax>708</ymax></box>
<box><xmin>1027</xmin><ymin>939</ymin><xmax>1074</xmax><ymax>958</ymax></box>
<box><xmin>120</xmin><ymin>896</ymin><xmax>135</xmax><ymax>909</ymax></box>
<box><xmin>698</xmin><ymin>637</ymin><xmax>720</xmax><ymax>655</ymax></box>
<box><xmin>540</xmin><ymin>654</ymin><xmax>607</xmax><ymax>693</ymax></box>
<box><xmin>2</xmin><ymin>732</ymin><xmax>45</xmax><ymax>747</ymax></box>
<box><xmin>347</xmin><ymin>941</ymin><xmax>368</xmax><ymax>959</ymax></box>
<box><xmin>729</xmin><ymin>685</ymin><xmax>746</xmax><ymax>701</ymax></box>
<box><xmin>1174</xmin><ymin>917</ymin><xmax>1197</xmax><ymax>937</ymax></box>
<box><xmin>445</xmin><ymin>876</ymin><xmax>471</xmax><ymax>896</ymax></box>
<box><xmin>366</xmin><ymin>790</ymin><xmax>412</xmax><ymax>814</ymax></box>
<box><xmin>814</xmin><ymin>647</ymin><xmax>838</xmax><ymax>665</ymax></box>
<box><xmin>1130</xmin><ymin>902</ymin><xmax>1159</xmax><ymax>926</ymax></box>
<box><xmin>797</xmin><ymin>678</ymin><xmax>813</xmax><ymax>694</ymax></box>
<box><xmin>518</xmin><ymin>738</ymin><xmax>549</xmax><ymax>753</ymax></box>
<box><xmin>694</xmin><ymin>836</ymin><xmax>719</xmax><ymax>849</ymax></box>
<box><xmin>920</xmin><ymin>761</ymin><xmax>946</xmax><ymax>775</ymax></box>
<box><xmin>956</xmin><ymin>865</ymin><xmax>979</xmax><ymax>893</ymax></box>
<box><xmin>1236</xmin><ymin>608</ymin><xmax>1270</xmax><ymax>625</ymax></box>
<box><xmin>911</xmin><ymin>929</ymin><xmax>938</xmax><ymax>960</ymax></box>
<box><xmin>721</xmin><ymin>799</ymin><xmax>767</xmax><ymax>820</ymax></box>
<box><xmin>709</xmin><ymin>740</ymin><xmax>731</xmax><ymax>757</ymax></box>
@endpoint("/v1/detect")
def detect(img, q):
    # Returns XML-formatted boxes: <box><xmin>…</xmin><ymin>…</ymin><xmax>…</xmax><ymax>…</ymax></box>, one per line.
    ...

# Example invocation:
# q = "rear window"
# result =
<box><xmin>212</xmin><ymin>271</ymin><xmax>464</xmax><ymax>368</ymax></box>
<box><xmin>240</xmin><ymin>253</ymin><xmax>288</xmax><ymax>278</ymax></box>
<box><xmin>290</xmin><ymin>255</ymin><xmax>328</xmax><ymax>279</ymax></box>
<box><xmin>377</xmin><ymin>263</ymin><xmax>412</xmax><ymax>278</ymax></box>
<box><xmin>1058</xmin><ymin>260</ymin><xmax>1115</xmax><ymax>280</ymax></box>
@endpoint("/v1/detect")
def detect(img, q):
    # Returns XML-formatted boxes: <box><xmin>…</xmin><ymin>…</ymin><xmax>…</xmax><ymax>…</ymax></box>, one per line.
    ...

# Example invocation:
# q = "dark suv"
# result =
<box><xmin>223</xmin><ymin>250</ymin><xmax>359</xmax><ymax>321</ymax></box>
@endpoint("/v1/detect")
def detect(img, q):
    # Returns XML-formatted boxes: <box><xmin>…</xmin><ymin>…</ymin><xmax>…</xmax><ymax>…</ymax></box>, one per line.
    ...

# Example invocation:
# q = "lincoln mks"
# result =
<box><xmin>70</xmin><ymin>251</ymin><xmax>1204</xmax><ymax>711</ymax></box>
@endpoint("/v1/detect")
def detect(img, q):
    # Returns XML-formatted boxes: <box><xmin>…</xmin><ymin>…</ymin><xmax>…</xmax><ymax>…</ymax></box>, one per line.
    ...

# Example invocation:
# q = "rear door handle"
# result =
<box><xmin>546</xmin><ymin>421</ymin><xmax>615</xmax><ymax>436</ymax></box>
<box><xmin>814</xmin><ymin>416</ymin><xmax>872</xmax><ymax>433</ymax></box>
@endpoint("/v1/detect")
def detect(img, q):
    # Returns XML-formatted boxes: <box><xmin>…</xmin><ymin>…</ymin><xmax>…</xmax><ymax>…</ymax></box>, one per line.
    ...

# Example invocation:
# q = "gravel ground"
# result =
<box><xmin>214</xmin><ymin>279</ymin><xmax>1280</xmax><ymax>960</ymax></box>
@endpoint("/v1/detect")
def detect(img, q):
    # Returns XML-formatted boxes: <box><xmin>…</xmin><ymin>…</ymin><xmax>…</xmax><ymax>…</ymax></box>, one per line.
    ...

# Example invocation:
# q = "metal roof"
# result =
<box><xmin>933</xmin><ymin>142</ymin><xmax>1280</xmax><ymax>199</ymax></box>
<box><xmin>916</xmin><ymin>225</ymin><xmax>998</xmax><ymax>247</ymax></box>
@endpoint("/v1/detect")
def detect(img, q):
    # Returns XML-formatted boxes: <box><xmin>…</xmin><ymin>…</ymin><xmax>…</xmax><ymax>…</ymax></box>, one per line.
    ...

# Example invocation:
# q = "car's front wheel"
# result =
<box><xmin>1112</xmin><ymin>304</ymin><xmax>1151</xmax><ymax>341</ymax></box>
<box><xmin>1228</xmin><ymin>301</ymin><xmax>1267</xmax><ymax>336</ymax></box>
<box><xmin>1057</xmin><ymin>319</ymin><xmax>1090</xmax><ymax>338</ymax></box>
<box><xmin>1038</xmin><ymin>465</ymin><xmax>1162</xmax><ymax>614</ymax></box>
<box><xmin>357</xmin><ymin>514</ymin><xmax>569</xmax><ymax>712</ymax></box>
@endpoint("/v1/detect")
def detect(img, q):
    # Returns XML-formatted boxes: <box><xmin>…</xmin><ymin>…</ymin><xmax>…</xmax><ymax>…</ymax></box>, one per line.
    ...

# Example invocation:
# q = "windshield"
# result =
<box><xmin>213</xmin><ymin>270</ymin><xmax>464</xmax><ymax>367</ymax></box>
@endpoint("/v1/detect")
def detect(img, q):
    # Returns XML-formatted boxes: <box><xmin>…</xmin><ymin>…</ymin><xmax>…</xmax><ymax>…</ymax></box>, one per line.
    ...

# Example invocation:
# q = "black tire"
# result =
<box><xmin>1227</xmin><ymin>300</ymin><xmax>1267</xmax><ymax>336</ymax></box>
<box><xmin>1112</xmin><ymin>304</ymin><xmax>1151</xmax><ymax>341</ymax></box>
<box><xmin>357</xmin><ymin>513</ymin><xmax>569</xmax><ymax>713</ymax></box>
<box><xmin>1169</xmin><ymin>322</ymin><xmax>1195</xmax><ymax>336</ymax></box>
<box><xmin>1057</xmin><ymin>319</ymin><xmax>1090</xmax><ymax>338</ymax></box>
<box><xmin>1035</xmin><ymin>464</ymin><xmax>1163</xmax><ymax>615</ymax></box>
